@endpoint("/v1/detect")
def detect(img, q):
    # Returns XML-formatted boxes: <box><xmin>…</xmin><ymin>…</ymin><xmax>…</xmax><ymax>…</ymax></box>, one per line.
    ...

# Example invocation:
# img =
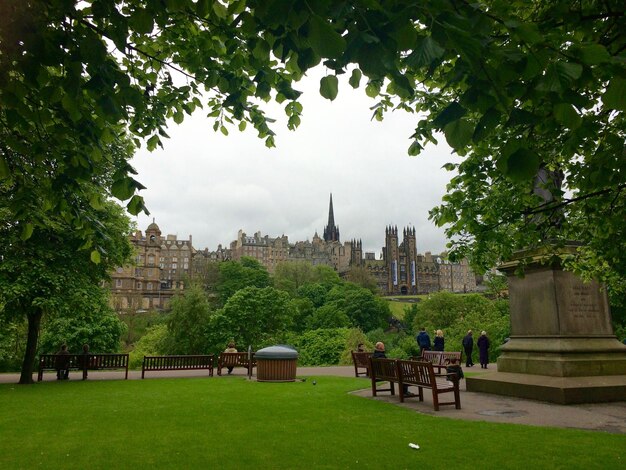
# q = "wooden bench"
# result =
<box><xmin>369</xmin><ymin>357</ymin><xmax>399</xmax><ymax>397</ymax></box>
<box><xmin>351</xmin><ymin>351</ymin><xmax>372</xmax><ymax>377</ymax></box>
<box><xmin>397</xmin><ymin>359</ymin><xmax>461</xmax><ymax>410</ymax></box>
<box><xmin>217</xmin><ymin>352</ymin><xmax>256</xmax><ymax>376</ymax></box>
<box><xmin>141</xmin><ymin>355</ymin><xmax>215</xmax><ymax>378</ymax></box>
<box><xmin>417</xmin><ymin>351</ymin><xmax>462</xmax><ymax>374</ymax></box>
<box><xmin>37</xmin><ymin>353</ymin><xmax>129</xmax><ymax>381</ymax></box>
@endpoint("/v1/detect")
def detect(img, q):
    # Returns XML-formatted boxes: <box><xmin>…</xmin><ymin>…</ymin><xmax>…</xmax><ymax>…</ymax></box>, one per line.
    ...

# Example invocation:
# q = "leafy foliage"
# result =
<box><xmin>164</xmin><ymin>284</ymin><xmax>212</xmax><ymax>355</ymax></box>
<box><xmin>38</xmin><ymin>299</ymin><xmax>127</xmax><ymax>355</ymax></box>
<box><xmin>209</xmin><ymin>286</ymin><xmax>295</xmax><ymax>351</ymax></box>
<box><xmin>216</xmin><ymin>257</ymin><xmax>271</xmax><ymax>306</ymax></box>
<box><xmin>1</xmin><ymin>0</ymin><xmax>624</xmax><ymax>293</ymax></box>
<box><xmin>286</xmin><ymin>328</ymin><xmax>352</xmax><ymax>366</ymax></box>
<box><xmin>128</xmin><ymin>323</ymin><xmax>168</xmax><ymax>369</ymax></box>
<box><xmin>412</xmin><ymin>293</ymin><xmax>510</xmax><ymax>362</ymax></box>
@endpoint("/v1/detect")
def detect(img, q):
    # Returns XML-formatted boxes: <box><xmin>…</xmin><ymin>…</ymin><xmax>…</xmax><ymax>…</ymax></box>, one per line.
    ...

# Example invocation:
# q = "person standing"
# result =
<box><xmin>477</xmin><ymin>331</ymin><xmax>491</xmax><ymax>369</ymax></box>
<box><xmin>224</xmin><ymin>342</ymin><xmax>238</xmax><ymax>375</ymax></box>
<box><xmin>80</xmin><ymin>344</ymin><xmax>90</xmax><ymax>380</ymax></box>
<box><xmin>416</xmin><ymin>327</ymin><xmax>432</xmax><ymax>355</ymax></box>
<box><xmin>433</xmin><ymin>330</ymin><xmax>445</xmax><ymax>352</ymax></box>
<box><xmin>462</xmin><ymin>330</ymin><xmax>474</xmax><ymax>367</ymax></box>
<box><xmin>55</xmin><ymin>344</ymin><xmax>70</xmax><ymax>380</ymax></box>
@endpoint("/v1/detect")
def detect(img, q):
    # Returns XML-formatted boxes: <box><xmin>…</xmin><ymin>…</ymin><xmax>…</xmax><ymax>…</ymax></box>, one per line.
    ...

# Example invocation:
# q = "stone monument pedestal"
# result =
<box><xmin>466</xmin><ymin>246</ymin><xmax>626</xmax><ymax>404</ymax></box>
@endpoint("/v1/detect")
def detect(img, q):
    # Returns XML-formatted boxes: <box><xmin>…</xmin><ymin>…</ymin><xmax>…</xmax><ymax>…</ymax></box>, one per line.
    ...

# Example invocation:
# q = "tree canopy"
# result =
<box><xmin>1</xmin><ymin>1</ymin><xmax>624</xmax><ymax>290</ymax></box>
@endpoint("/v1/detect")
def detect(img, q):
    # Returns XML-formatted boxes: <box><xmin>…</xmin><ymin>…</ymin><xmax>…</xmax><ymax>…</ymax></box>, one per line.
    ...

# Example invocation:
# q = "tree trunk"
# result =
<box><xmin>19</xmin><ymin>310</ymin><xmax>42</xmax><ymax>384</ymax></box>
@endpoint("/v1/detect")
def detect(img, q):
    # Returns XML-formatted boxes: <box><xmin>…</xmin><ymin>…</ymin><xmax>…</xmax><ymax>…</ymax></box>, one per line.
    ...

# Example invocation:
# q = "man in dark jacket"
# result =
<box><xmin>55</xmin><ymin>344</ymin><xmax>70</xmax><ymax>380</ymax></box>
<box><xmin>462</xmin><ymin>330</ymin><xmax>474</xmax><ymax>367</ymax></box>
<box><xmin>416</xmin><ymin>328</ymin><xmax>431</xmax><ymax>355</ymax></box>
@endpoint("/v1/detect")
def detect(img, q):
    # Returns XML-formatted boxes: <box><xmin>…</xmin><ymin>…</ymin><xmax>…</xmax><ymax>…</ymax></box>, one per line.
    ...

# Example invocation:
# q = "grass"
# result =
<box><xmin>385</xmin><ymin>297</ymin><xmax>424</xmax><ymax>319</ymax></box>
<box><xmin>0</xmin><ymin>377</ymin><xmax>623</xmax><ymax>469</ymax></box>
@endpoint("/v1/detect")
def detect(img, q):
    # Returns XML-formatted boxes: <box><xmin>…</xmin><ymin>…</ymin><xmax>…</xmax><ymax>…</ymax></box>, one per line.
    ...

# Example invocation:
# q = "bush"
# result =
<box><xmin>287</xmin><ymin>328</ymin><xmax>351</xmax><ymax>366</ymax></box>
<box><xmin>129</xmin><ymin>324</ymin><xmax>168</xmax><ymax>369</ymax></box>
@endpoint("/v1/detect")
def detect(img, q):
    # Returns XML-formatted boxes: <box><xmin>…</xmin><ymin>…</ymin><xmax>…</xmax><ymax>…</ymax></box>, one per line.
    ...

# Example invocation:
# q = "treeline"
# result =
<box><xmin>128</xmin><ymin>258</ymin><xmax>515</xmax><ymax>368</ymax></box>
<box><xmin>128</xmin><ymin>258</ymin><xmax>390</xmax><ymax>368</ymax></box>
<box><xmin>5</xmin><ymin>255</ymin><xmax>623</xmax><ymax>372</ymax></box>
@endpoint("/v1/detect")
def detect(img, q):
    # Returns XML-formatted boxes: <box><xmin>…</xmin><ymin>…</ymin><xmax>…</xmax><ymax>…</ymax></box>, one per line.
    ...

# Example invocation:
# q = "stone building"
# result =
<box><xmin>108</xmin><ymin>220</ymin><xmax>192</xmax><ymax>312</ymax></box>
<box><xmin>435</xmin><ymin>254</ymin><xmax>477</xmax><ymax>293</ymax></box>
<box><xmin>108</xmin><ymin>197</ymin><xmax>478</xmax><ymax>311</ymax></box>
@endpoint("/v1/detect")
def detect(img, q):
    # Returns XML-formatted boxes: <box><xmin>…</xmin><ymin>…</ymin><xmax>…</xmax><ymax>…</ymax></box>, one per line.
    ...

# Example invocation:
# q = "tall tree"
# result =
<box><xmin>210</xmin><ymin>286</ymin><xmax>295</xmax><ymax>349</ymax></box>
<box><xmin>165</xmin><ymin>283</ymin><xmax>212</xmax><ymax>355</ymax></box>
<box><xmin>216</xmin><ymin>257</ymin><xmax>271</xmax><ymax>306</ymax></box>
<box><xmin>2</xmin><ymin>1</ymin><xmax>624</xmax><ymax>289</ymax></box>
<box><xmin>0</xmin><ymin>193</ymin><xmax>132</xmax><ymax>383</ymax></box>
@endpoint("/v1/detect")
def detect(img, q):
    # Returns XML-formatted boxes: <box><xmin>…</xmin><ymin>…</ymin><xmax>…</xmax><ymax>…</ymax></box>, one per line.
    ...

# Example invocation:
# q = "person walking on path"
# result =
<box><xmin>55</xmin><ymin>344</ymin><xmax>70</xmax><ymax>380</ymax></box>
<box><xmin>477</xmin><ymin>331</ymin><xmax>491</xmax><ymax>369</ymax></box>
<box><xmin>462</xmin><ymin>330</ymin><xmax>474</xmax><ymax>367</ymax></box>
<box><xmin>416</xmin><ymin>327</ymin><xmax>432</xmax><ymax>356</ymax></box>
<box><xmin>433</xmin><ymin>330</ymin><xmax>445</xmax><ymax>352</ymax></box>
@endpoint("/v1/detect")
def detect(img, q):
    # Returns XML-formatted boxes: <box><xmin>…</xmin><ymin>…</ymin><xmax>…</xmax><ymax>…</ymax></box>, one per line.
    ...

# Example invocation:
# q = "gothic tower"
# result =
<box><xmin>350</xmin><ymin>239</ymin><xmax>363</xmax><ymax>266</ymax></box>
<box><xmin>323</xmin><ymin>193</ymin><xmax>340</xmax><ymax>242</ymax></box>
<box><xmin>384</xmin><ymin>226</ymin><xmax>399</xmax><ymax>293</ymax></box>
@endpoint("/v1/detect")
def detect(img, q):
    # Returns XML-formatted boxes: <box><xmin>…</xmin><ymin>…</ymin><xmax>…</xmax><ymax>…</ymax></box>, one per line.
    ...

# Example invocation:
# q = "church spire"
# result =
<box><xmin>323</xmin><ymin>193</ymin><xmax>340</xmax><ymax>242</ymax></box>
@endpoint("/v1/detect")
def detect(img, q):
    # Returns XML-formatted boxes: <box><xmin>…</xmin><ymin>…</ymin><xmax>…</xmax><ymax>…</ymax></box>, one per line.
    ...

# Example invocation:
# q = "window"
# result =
<box><xmin>115</xmin><ymin>279</ymin><xmax>122</xmax><ymax>288</ymax></box>
<box><xmin>147</xmin><ymin>282</ymin><xmax>153</xmax><ymax>290</ymax></box>
<box><xmin>172</xmin><ymin>263</ymin><xmax>177</xmax><ymax>269</ymax></box>
<box><xmin>136</xmin><ymin>282</ymin><xmax>142</xmax><ymax>289</ymax></box>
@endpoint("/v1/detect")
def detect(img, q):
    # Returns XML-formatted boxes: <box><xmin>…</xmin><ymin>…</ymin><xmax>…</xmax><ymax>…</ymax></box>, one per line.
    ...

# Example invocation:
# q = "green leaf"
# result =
<box><xmin>433</xmin><ymin>102</ymin><xmax>466</xmax><ymax>129</ymax></box>
<box><xmin>349</xmin><ymin>69</ymin><xmax>362</xmax><ymax>89</ymax></box>
<box><xmin>173</xmin><ymin>110</ymin><xmax>184</xmax><ymax>124</ymax></box>
<box><xmin>111</xmin><ymin>177</ymin><xmax>135</xmax><ymax>201</ymax></box>
<box><xmin>90</xmin><ymin>250</ymin><xmax>101</xmax><ymax>264</ymax></box>
<box><xmin>126</xmin><ymin>195</ymin><xmax>146</xmax><ymax>215</ymax></box>
<box><xmin>553</xmin><ymin>103</ymin><xmax>581</xmax><ymax>129</ymax></box>
<box><xmin>407</xmin><ymin>140</ymin><xmax>423</xmax><ymax>156</ymax></box>
<box><xmin>511</xmin><ymin>23</ymin><xmax>543</xmax><ymax>45</ymax></box>
<box><xmin>307</xmin><ymin>16</ymin><xmax>346</xmax><ymax>60</ymax></box>
<box><xmin>406</xmin><ymin>36</ymin><xmax>444</xmax><ymax>69</ymax></box>
<box><xmin>602</xmin><ymin>78</ymin><xmax>626</xmax><ymax>111</ymax></box>
<box><xmin>320</xmin><ymin>75</ymin><xmax>338</xmax><ymax>101</ymax></box>
<box><xmin>130</xmin><ymin>9</ymin><xmax>153</xmax><ymax>35</ymax></box>
<box><xmin>0</xmin><ymin>155</ymin><xmax>9</xmax><ymax>179</ymax></box>
<box><xmin>238</xmin><ymin>121</ymin><xmax>247</xmax><ymax>132</ymax></box>
<box><xmin>557</xmin><ymin>62</ymin><xmax>583</xmax><ymax>82</ymax></box>
<box><xmin>20</xmin><ymin>223</ymin><xmax>34</xmax><ymax>241</ymax></box>
<box><xmin>578</xmin><ymin>44</ymin><xmax>610</xmax><ymax>66</ymax></box>
<box><xmin>89</xmin><ymin>193</ymin><xmax>104</xmax><ymax>210</ymax></box>
<box><xmin>505</xmin><ymin>148</ymin><xmax>540</xmax><ymax>182</ymax></box>
<box><xmin>147</xmin><ymin>135</ymin><xmax>161</xmax><ymax>151</ymax></box>
<box><xmin>444</xmin><ymin>119</ymin><xmax>473</xmax><ymax>150</ymax></box>
<box><xmin>389</xmin><ymin>22</ymin><xmax>417</xmax><ymax>51</ymax></box>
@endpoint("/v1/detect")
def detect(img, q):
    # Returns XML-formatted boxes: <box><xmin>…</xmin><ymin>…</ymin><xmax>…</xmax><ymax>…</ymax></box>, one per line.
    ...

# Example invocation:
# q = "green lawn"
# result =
<box><xmin>0</xmin><ymin>377</ymin><xmax>622</xmax><ymax>469</ymax></box>
<box><xmin>385</xmin><ymin>297</ymin><xmax>423</xmax><ymax>319</ymax></box>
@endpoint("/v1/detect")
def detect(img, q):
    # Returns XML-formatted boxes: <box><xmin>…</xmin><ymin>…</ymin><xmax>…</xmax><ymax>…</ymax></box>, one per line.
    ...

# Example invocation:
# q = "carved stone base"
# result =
<box><xmin>466</xmin><ymin>372</ymin><xmax>626</xmax><ymax>404</ymax></box>
<box><xmin>469</xmin><ymin>245</ymin><xmax>626</xmax><ymax>403</ymax></box>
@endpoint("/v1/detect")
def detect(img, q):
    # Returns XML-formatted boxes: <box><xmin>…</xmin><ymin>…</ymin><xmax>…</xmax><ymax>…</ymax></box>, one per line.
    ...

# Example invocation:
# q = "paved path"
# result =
<box><xmin>2</xmin><ymin>366</ymin><xmax>625</xmax><ymax>434</ymax></box>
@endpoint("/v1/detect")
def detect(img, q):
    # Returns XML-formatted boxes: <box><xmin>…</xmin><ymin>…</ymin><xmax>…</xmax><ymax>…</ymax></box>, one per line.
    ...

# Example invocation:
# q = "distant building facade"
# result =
<box><xmin>108</xmin><ymin>197</ymin><xmax>478</xmax><ymax>311</ymax></box>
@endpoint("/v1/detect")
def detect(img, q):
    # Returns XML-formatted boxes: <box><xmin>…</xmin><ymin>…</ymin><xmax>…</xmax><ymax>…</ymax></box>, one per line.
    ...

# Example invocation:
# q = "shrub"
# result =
<box><xmin>129</xmin><ymin>324</ymin><xmax>168</xmax><ymax>369</ymax></box>
<box><xmin>288</xmin><ymin>328</ymin><xmax>351</xmax><ymax>366</ymax></box>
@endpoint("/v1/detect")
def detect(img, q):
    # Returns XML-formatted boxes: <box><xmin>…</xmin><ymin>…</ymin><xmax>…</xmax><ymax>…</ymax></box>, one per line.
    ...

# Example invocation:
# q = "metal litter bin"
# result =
<box><xmin>256</xmin><ymin>345</ymin><xmax>298</xmax><ymax>382</ymax></box>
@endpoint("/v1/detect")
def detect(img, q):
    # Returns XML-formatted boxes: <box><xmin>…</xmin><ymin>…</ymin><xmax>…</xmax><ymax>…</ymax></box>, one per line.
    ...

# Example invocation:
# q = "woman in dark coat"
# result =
<box><xmin>433</xmin><ymin>330</ymin><xmax>445</xmax><ymax>351</ymax></box>
<box><xmin>477</xmin><ymin>331</ymin><xmax>490</xmax><ymax>369</ymax></box>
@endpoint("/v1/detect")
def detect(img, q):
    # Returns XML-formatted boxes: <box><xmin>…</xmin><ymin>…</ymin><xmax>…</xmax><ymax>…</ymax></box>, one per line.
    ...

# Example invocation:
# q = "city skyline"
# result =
<box><xmin>130</xmin><ymin>68</ymin><xmax>461</xmax><ymax>255</ymax></box>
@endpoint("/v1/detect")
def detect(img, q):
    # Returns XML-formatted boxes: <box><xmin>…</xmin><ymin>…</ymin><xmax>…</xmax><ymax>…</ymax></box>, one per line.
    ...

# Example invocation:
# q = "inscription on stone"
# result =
<box><xmin>567</xmin><ymin>285</ymin><xmax>600</xmax><ymax>320</ymax></box>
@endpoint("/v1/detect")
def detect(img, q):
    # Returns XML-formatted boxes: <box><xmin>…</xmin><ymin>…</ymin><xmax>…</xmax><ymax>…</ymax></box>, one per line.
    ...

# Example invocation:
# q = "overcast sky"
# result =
<box><xmin>129</xmin><ymin>68</ymin><xmax>459</xmax><ymax>256</ymax></box>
